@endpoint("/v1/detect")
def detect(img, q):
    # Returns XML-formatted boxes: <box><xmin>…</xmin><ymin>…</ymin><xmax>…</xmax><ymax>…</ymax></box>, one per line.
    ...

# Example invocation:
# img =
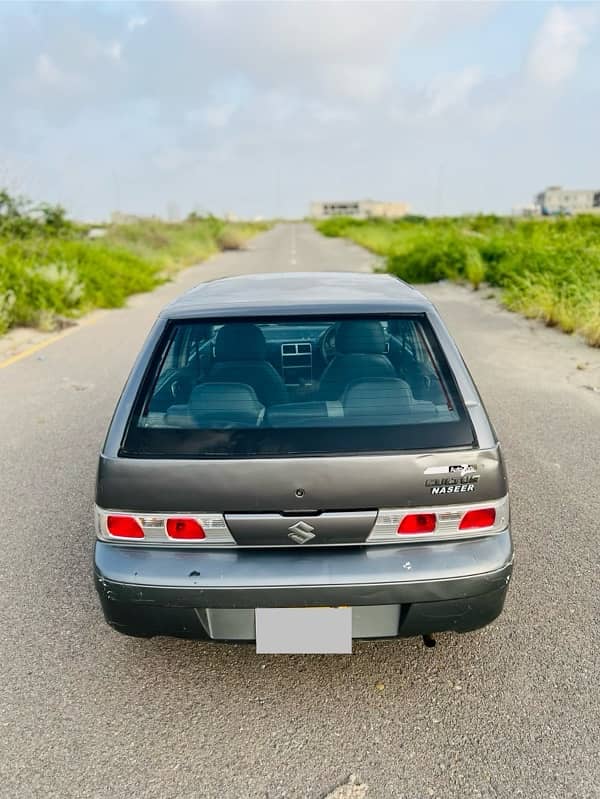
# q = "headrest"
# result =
<box><xmin>214</xmin><ymin>323</ymin><xmax>267</xmax><ymax>361</ymax></box>
<box><xmin>343</xmin><ymin>378</ymin><xmax>414</xmax><ymax>416</ymax></box>
<box><xmin>189</xmin><ymin>382</ymin><xmax>263</xmax><ymax>426</ymax></box>
<box><xmin>336</xmin><ymin>321</ymin><xmax>386</xmax><ymax>354</ymax></box>
<box><xmin>190</xmin><ymin>323</ymin><xmax>213</xmax><ymax>341</ymax></box>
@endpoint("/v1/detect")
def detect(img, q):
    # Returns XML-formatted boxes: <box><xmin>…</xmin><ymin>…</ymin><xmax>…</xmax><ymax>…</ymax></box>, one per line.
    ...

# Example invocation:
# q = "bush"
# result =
<box><xmin>388</xmin><ymin>233</ymin><xmax>479</xmax><ymax>283</ymax></box>
<box><xmin>314</xmin><ymin>214</ymin><xmax>600</xmax><ymax>347</ymax></box>
<box><xmin>0</xmin><ymin>237</ymin><xmax>161</xmax><ymax>332</ymax></box>
<box><xmin>464</xmin><ymin>248</ymin><xmax>486</xmax><ymax>290</ymax></box>
<box><xmin>0</xmin><ymin>190</ymin><xmax>74</xmax><ymax>238</ymax></box>
<box><xmin>0</xmin><ymin>190</ymin><xmax>271</xmax><ymax>335</ymax></box>
<box><xmin>217</xmin><ymin>228</ymin><xmax>246</xmax><ymax>250</ymax></box>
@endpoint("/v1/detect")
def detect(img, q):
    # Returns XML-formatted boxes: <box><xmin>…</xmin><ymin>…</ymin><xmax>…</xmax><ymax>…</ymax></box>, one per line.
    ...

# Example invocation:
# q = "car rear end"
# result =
<box><xmin>94</xmin><ymin>277</ymin><xmax>512</xmax><ymax>647</ymax></box>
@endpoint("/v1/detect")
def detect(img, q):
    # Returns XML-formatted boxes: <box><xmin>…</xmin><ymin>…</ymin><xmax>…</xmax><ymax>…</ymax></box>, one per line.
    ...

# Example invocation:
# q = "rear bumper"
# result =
<box><xmin>94</xmin><ymin>530</ymin><xmax>513</xmax><ymax>639</ymax></box>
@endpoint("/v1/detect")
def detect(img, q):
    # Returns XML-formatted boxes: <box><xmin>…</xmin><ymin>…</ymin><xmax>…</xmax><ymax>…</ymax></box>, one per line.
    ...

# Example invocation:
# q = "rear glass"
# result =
<box><xmin>121</xmin><ymin>315</ymin><xmax>475</xmax><ymax>457</ymax></box>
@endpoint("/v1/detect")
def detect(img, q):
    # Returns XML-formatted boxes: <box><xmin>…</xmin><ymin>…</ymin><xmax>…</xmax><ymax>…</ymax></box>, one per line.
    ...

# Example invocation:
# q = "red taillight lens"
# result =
<box><xmin>166</xmin><ymin>518</ymin><xmax>206</xmax><ymax>540</ymax></box>
<box><xmin>398</xmin><ymin>513</ymin><xmax>436</xmax><ymax>534</ymax></box>
<box><xmin>107</xmin><ymin>515</ymin><xmax>144</xmax><ymax>539</ymax></box>
<box><xmin>459</xmin><ymin>508</ymin><xmax>496</xmax><ymax>530</ymax></box>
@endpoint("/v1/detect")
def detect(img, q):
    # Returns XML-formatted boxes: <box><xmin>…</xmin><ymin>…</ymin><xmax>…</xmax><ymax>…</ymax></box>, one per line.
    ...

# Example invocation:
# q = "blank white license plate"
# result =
<box><xmin>255</xmin><ymin>607</ymin><xmax>352</xmax><ymax>654</ymax></box>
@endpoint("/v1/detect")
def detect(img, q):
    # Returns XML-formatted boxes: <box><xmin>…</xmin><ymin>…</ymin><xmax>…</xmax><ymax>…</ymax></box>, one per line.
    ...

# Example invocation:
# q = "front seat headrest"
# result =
<box><xmin>336</xmin><ymin>321</ymin><xmax>386</xmax><ymax>354</ymax></box>
<box><xmin>214</xmin><ymin>323</ymin><xmax>267</xmax><ymax>361</ymax></box>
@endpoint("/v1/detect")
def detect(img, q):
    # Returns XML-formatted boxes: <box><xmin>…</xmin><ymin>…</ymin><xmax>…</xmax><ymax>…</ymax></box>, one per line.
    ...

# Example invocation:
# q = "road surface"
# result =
<box><xmin>1</xmin><ymin>223</ymin><xmax>599</xmax><ymax>799</ymax></box>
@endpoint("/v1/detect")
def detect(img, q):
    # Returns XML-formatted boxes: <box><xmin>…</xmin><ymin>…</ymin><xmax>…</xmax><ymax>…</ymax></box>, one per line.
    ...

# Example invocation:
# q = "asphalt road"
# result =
<box><xmin>1</xmin><ymin>223</ymin><xmax>599</xmax><ymax>799</ymax></box>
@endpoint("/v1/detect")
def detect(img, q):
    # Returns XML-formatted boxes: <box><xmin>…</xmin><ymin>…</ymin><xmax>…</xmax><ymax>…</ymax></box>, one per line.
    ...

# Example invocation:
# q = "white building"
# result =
<box><xmin>535</xmin><ymin>186</ymin><xmax>600</xmax><ymax>215</ymax></box>
<box><xmin>310</xmin><ymin>199</ymin><xmax>409</xmax><ymax>219</ymax></box>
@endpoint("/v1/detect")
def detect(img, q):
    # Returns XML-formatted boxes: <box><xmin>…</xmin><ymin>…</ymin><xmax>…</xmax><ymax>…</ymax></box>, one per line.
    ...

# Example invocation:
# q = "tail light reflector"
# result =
<box><xmin>459</xmin><ymin>508</ymin><xmax>496</xmax><ymax>530</ymax></box>
<box><xmin>398</xmin><ymin>513</ymin><xmax>436</xmax><ymax>534</ymax></box>
<box><xmin>107</xmin><ymin>515</ymin><xmax>144</xmax><ymax>539</ymax></box>
<box><xmin>166</xmin><ymin>518</ymin><xmax>206</xmax><ymax>540</ymax></box>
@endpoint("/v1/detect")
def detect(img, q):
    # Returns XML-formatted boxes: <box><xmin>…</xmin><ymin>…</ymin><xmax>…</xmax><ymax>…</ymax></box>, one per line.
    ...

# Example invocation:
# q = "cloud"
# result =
<box><xmin>174</xmin><ymin>0</ymin><xmax>492</xmax><ymax>104</ymax></box>
<box><xmin>309</xmin><ymin>104</ymin><xmax>356</xmax><ymax>126</ymax></box>
<box><xmin>105</xmin><ymin>41</ymin><xmax>122</xmax><ymax>63</ymax></box>
<box><xmin>202</xmin><ymin>102</ymin><xmax>236</xmax><ymax>129</ymax></box>
<box><xmin>424</xmin><ymin>66</ymin><xmax>483</xmax><ymax>117</ymax></box>
<box><xmin>527</xmin><ymin>5</ymin><xmax>598</xmax><ymax>85</ymax></box>
<box><xmin>1</xmin><ymin>1</ymin><xmax>493</xmax><ymax>127</ymax></box>
<box><xmin>29</xmin><ymin>52</ymin><xmax>87</xmax><ymax>94</ymax></box>
<box><xmin>127</xmin><ymin>15</ymin><xmax>147</xmax><ymax>32</ymax></box>
<box><xmin>36</xmin><ymin>53</ymin><xmax>63</xmax><ymax>86</ymax></box>
<box><xmin>324</xmin><ymin>65</ymin><xmax>390</xmax><ymax>102</ymax></box>
<box><xmin>1</xmin><ymin>1</ymin><xmax>599</xmax><ymax>220</ymax></box>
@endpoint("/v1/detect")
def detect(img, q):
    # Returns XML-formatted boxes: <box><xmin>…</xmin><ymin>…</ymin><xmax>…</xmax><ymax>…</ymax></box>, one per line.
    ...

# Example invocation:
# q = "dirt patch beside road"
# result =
<box><xmin>422</xmin><ymin>281</ymin><xmax>600</xmax><ymax>399</ymax></box>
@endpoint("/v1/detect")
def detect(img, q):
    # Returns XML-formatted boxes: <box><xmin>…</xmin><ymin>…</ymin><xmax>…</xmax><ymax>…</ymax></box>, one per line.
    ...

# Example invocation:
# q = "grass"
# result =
<box><xmin>0</xmin><ymin>202</ymin><xmax>270</xmax><ymax>335</ymax></box>
<box><xmin>102</xmin><ymin>217</ymin><xmax>267</xmax><ymax>274</ymax></box>
<box><xmin>316</xmin><ymin>214</ymin><xmax>600</xmax><ymax>348</ymax></box>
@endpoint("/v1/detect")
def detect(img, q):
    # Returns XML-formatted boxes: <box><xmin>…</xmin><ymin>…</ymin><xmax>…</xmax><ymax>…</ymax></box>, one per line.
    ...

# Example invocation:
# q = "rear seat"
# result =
<box><xmin>343</xmin><ymin>378</ymin><xmax>437</xmax><ymax>422</ymax></box>
<box><xmin>166</xmin><ymin>382</ymin><xmax>265</xmax><ymax>428</ymax></box>
<box><xmin>164</xmin><ymin>378</ymin><xmax>439</xmax><ymax>429</ymax></box>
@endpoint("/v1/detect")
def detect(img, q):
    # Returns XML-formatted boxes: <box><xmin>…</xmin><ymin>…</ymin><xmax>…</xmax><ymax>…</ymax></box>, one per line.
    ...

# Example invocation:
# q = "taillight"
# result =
<box><xmin>166</xmin><ymin>518</ymin><xmax>206</xmax><ymax>540</ymax></box>
<box><xmin>459</xmin><ymin>508</ymin><xmax>496</xmax><ymax>530</ymax></box>
<box><xmin>398</xmin><ymin>513</ymin><xmax>436</xmax><ymax>534</ymax></box>
<box><xmin>107</xmin><ymin>515</ymin><xmax>144</xmax><ymax>539</ymax></box>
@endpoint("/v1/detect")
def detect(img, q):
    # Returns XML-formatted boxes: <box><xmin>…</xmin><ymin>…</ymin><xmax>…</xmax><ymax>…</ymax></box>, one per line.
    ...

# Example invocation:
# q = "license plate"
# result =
<box><xmin>255</xmin><ymin>607</ymin><xmax>352</xmax><ymax>654</ymax></box>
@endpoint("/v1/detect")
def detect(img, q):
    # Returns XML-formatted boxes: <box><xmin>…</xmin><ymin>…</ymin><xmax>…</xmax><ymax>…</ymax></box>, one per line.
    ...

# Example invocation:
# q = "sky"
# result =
<box><xmin>0</xmin><ymin>0</ymin><xmax>599</xmax><ymax>220</ymax></box>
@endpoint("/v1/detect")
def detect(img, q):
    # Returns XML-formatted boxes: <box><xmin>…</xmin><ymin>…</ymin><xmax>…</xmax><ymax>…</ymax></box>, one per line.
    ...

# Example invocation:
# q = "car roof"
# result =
<box><xmin>161</xmin><ymin>271</ymin><xmax>434</xmax><ymax>319</ymax></box>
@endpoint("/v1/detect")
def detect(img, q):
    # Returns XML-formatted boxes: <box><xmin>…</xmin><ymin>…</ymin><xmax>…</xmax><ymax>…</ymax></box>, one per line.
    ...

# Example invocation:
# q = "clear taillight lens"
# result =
<box><xmin>166</xmin><ymin>518</ymin><xmax>206</xmax><ymax>540</ymax></box>
<box><xmin>106</xmin><ymin>515</ymin><xmax>144</xmax><ymax>539</ymax></box>
<box><xmin>398</xmin><ymin>513</ymin><xmax>436</xmax><ymax>534</ymax></box>
<box><xmin>459</xmin><ymin>508</ymin><xmax>496</xmax><ymax>530</ymax></box>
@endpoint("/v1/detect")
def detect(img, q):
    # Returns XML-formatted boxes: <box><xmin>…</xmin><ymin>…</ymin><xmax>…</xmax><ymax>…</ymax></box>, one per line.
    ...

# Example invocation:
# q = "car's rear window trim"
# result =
<box><xmin>119</xmin><ymin>313</ymin><xmax>477</xmax><ymax>459</ymax></box>
<box><xmin>118</xmin><ymin>442</ymin><xmax>479</xmax><ymax>460</ymax></box>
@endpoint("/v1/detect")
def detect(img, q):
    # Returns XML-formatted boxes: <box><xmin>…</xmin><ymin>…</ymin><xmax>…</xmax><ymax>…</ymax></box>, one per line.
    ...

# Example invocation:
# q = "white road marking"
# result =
<box><xmin>290</xmin><ymin>224</ymin><xmax>298</xmax><ymax>266</ymax></box>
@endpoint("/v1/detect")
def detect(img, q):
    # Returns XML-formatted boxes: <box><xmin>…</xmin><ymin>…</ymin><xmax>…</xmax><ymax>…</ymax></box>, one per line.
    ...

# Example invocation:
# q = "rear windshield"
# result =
<box><xmin>121</xmin><ymin>315</ymin><xmax>475</xmax><ymax>457</ymax></box>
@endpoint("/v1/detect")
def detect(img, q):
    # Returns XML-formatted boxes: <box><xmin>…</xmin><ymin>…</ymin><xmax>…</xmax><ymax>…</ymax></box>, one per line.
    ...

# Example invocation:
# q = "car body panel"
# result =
<box><xmin>224</xmin><ymin>510</ymin><xmax>377</xmax><ymax>546</ymax></box>
<box><xmin>95</xmin><ymin>530</ymin><xmax>512</xmax><ymax>595</ymax></box>
<box><xmin>95</xmin><ymin>531</ymin><xmax>512</xmax><ymax>639</ymax></box>
<box><xmin>97</xmin><ymin>445</ymin><xmax>506</xmax><ymax>514</ymax></box>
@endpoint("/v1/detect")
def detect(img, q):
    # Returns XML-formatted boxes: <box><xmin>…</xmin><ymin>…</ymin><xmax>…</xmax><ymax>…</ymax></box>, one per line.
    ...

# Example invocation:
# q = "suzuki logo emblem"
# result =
<box><xmin>287</xmin><ymin>520</ymin><xmax>316</xmax><ymax>544</ymax></box>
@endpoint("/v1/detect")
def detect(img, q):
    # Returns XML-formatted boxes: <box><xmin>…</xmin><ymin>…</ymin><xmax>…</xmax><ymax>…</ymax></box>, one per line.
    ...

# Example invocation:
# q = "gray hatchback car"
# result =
<box><xmin>94</xmin><ymin>272</ymin><xmax>512</xmax><ymax>652</ymax></box>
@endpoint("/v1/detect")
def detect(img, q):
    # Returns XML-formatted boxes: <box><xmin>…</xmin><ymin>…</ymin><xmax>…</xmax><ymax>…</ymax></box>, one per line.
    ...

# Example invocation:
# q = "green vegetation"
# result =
<box><xmin>316</xmin><ymin>214</ymin><xmax>600</xmax><ymax>347</ymax></box>
<box><xmin>0</xmin><ymin>190</ymin><xmax>269</xmax><ymax>335</ymax></box>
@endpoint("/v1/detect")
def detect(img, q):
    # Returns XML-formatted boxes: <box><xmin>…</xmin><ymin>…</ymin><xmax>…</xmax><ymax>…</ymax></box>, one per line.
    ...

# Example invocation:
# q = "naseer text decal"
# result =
<box><xmin>424</xmin><ymin>465</ymin><xmax>479</xmax><ymax>495</ymax></box>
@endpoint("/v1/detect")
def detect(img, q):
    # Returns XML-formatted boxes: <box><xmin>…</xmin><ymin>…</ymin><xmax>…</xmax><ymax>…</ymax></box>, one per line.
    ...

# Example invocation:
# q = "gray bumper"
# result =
<box><xmin>94</xmin><ymin>531</ymin><xmax>513</xmax><ymax>639</ymax></box>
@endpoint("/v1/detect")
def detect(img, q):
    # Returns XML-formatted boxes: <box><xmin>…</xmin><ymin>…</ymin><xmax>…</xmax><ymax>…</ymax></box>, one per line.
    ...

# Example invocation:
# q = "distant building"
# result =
<box><xmin>535</xmin><ymin>186</ymin><xmax>600</xmax><ymax>215</ymax></box>
<box><xmin>110</xmin><ymin>211</ymin><xmax>141</xmax><ymax>225</ymax></box>
<box><xmin>310</xmin><ymin>199</ymin><xmax>410</xmax><ymax>219</ymax></box>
